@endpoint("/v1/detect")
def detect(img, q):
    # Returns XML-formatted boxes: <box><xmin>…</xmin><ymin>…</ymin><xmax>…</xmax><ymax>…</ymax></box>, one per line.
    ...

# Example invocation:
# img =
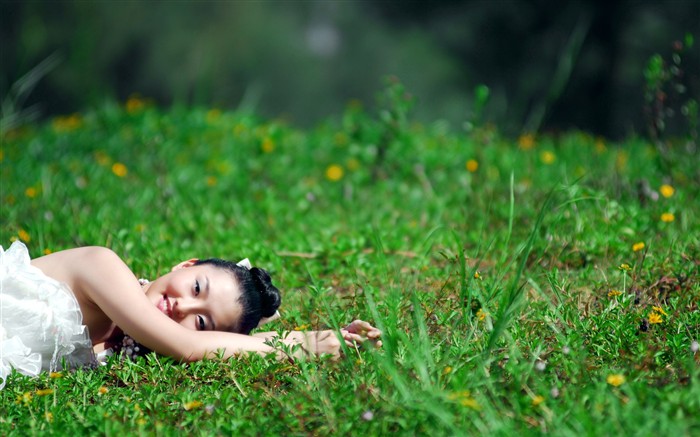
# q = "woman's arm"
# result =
<box><xmin>32</xmin><ymin>247</ymin><xmax>323</xmax><ymax>361</ymax></box>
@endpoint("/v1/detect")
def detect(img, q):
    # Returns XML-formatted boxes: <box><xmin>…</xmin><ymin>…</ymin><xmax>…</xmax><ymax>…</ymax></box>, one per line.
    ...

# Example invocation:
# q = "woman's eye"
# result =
<box><xmin>197</xmin><ymin>315</ymin><xmax>206</xmax><ymax>330</ymax></box>
<box><xmin>194</xmin><ymin>280</ymin><xmax>200</xmax><ymax>295</ymax></box>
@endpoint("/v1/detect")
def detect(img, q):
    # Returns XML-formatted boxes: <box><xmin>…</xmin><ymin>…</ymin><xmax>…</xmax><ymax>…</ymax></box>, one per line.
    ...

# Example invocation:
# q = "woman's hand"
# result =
<box><xmin>269</xmin><ymin>320</ymin><xmax>383</xmax><ymax>359</ymax></box>
<box><xmin>282</xmin><ymin>329</ymin><xmax>343</xmax><ymax>359</ymax></box>
<box><xmin>341</xmin><ymin>320</ymin><xmax>382</xmax><ymax>349</ymax></box>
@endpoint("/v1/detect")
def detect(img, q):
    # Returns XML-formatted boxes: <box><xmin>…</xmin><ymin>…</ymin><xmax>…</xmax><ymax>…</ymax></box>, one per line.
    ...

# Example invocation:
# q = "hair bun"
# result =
<box><xmin>250</xmin><ymin>267</ymin><xmax>281</xmax><ymax>317</ymax></box>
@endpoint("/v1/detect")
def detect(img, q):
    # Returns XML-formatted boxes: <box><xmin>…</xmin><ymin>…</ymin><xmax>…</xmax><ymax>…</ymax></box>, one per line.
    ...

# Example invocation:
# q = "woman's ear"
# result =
<box><xmin>171</xmin><ymin>258</ymin><xmax>199</xmax><ymax>271</ymax></box>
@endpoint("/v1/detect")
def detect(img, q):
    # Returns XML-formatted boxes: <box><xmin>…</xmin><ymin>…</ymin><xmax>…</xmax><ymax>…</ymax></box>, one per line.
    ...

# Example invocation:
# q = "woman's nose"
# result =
<box><xmin>173</xmin><ymin>297</ymin><xmax>200</xmax><ymax>319</ymax></box>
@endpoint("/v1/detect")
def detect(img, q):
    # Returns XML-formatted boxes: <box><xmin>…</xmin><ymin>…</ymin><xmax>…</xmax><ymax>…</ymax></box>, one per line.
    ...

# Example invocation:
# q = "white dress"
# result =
<box><xmin>0</xmin><ymin>242</ymin><xmax>96</xmax><ymax>390</ymax></box>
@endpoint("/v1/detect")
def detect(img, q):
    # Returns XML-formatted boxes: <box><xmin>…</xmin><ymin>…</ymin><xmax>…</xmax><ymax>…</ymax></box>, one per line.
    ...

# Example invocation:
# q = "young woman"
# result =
<box><xmin>0</xmin><ymin>241</ymin><xmax>381</xmax><ymax>389</ymax></box>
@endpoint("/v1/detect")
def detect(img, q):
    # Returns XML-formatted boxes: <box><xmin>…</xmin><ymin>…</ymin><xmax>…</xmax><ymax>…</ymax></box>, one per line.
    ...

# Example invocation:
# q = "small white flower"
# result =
<box><xmin>550</xmin><ymin>387</ymin><xmax>560</xmax><ymax>398</ymax></box>
<box><xmin>691</xmin><ymin>340</ymin><xmax>699</xmax><ymax>353</ymax></box>
<box><xmin>562</xmin><ymin>345</ymin><xmax>570</xmax><ymax>355</ymax></box>
<box><xmin>535</xmin><ymin>361</ymin><xmax>546</xmax><ymax>372</ymax></box>
<box><xmin>361</xmin><ymin>410</ymin><xmax>374</xmax><ymax>421</ymax></box>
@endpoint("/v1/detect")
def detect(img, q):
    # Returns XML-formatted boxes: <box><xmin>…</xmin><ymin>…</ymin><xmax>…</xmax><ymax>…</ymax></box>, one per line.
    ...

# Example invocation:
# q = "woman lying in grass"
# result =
<box><xmin>0</xmin><ymin>242</ymin><xmax>381</xmax><ymax>389</ymax></box>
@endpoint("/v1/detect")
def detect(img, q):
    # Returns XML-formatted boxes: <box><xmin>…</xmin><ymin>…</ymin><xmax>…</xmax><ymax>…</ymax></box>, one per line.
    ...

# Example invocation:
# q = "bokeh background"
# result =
<box><xmin>2</xmin><ymin>1</ymin><xmax>698</xmax><ymax>139</ymax></box>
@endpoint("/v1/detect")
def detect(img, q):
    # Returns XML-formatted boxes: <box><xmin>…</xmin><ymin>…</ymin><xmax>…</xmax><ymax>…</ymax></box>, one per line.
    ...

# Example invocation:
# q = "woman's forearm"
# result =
<box><xmin>252</xmin><ymin>330</ymin><xmax>306</xmax><ymax>342</ymax></box>
<box><xmin>182</xmin><ymin>331</ymin><xmax>302</xmax><ymax>362</ymax></box>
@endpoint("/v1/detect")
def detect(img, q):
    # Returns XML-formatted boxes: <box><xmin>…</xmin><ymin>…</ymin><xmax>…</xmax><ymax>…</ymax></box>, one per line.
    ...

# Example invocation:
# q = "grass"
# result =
<box><xmin>1</xmin><ymin>89</ymin><xmax>699</xmax><ymax>435</ymax></box>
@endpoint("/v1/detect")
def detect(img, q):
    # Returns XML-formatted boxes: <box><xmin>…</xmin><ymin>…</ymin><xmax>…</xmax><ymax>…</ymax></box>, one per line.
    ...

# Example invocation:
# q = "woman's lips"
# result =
<box><xmin>157</xmin><ymin>295</ymin><xmax>172</xmax><ymax>318</ymax></box>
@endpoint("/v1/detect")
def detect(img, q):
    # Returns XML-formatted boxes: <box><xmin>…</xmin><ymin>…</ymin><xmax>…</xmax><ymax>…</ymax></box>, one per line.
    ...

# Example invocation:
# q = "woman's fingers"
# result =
<box><xmin>341</xmin><ymin>329</ymin><xmax>382</xmax><ymax>349</ymax></box>
<box><xmin>344</xmin><ymin>320</ymin><xmax>382</xmax><ymax>337</ymax></box>
<box><xmin>338</xmin><ymin>320</ymin><xmax>383</xmax><ymax>352</ymax></box>
<box><xmin>366</xmin><ymin>328</ymin><xmax>381</xmax><ymax>339</ymax></box>
<box><xmin>344</xmin><ymin>320</ymin><xmax>369</xmax><ymax>333</ymax></box>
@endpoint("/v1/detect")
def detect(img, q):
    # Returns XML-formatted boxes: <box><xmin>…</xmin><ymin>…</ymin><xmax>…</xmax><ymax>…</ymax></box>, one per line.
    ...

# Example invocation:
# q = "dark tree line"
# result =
<box><xmin>2</xmin><ymin>1</ymin><xmax>698</xmax><ymax>139</ymax></box>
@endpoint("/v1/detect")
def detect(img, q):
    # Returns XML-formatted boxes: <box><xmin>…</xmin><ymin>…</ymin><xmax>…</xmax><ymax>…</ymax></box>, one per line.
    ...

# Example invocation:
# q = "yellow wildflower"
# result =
<box><xmin>476</xmin><ymin>309</ymin><xmax>487</xmax><ymax>321</ymax></box>
<box><xmin>606</xmin><ymin>374</ymin><xmax>625</xmax><ymax>387</ymax></box>
<box><xmin>448</xmin><ymin>391</ymin><xmax>480</xmax><ymax>409</ymax></box>
<box><xmin>615</xmin><ymin>151</ymin><xmax>628</xmax><ymax>170</ymax></box>
<box><xmin>233</xmin><ymin>123</ymin><xmax>246</xmax><ymax>136</ymax></box>
<box><xmin>660</xmin><ymin>213</ymin><xmax>675</xmax><ymax>223</ymax></box>
<box><xmin>648</xmin><ymin>312</ymin><xmax>663</xmax><ymax>324</ymax></box>
<box><xmin>126</xmin><ymin>95</ymin><xmax>145</xmax><ymax>113</ymax></box>
<box><xmin>293</xmin><ymin>324</ymin><xmax>310</xmax><ymax>331</ymax></box>
<box><xmin>595</xmin><ymin>139</ymin><xmax>606</xmax><ymax>154</ymax></box>
<box><xmin>137</xmin><ymin>418</ymin><xmax>147</xmax><ymax>425</ymax></box>
<box><xmin>518</xmin><ymin>133</ymin><xmax>535</xmax><ymax>150</ymax></box>
<box><xmin>447</xmin><ymin>390</ymin><xmax>481</xmax><ymax>410</ymax></box>
<box><xmin>183</xmin><ymin>400</ymin><xmax>203</xmax><ymax>411</ymax></box>
<box><xmin>473</xmin><ymin>271</ymin><xmax>481</xmax><ymax>280</ymax></box>
<box><xmin>261</xmin><ymin>137</ymin><xmax>275</xmax><ymax>153</ymax></box>
<box><xmin>632</xmin><ymin>242</ymin><xmax>645</xmax><ymax>252</ymax></box>
<box><xmin>466</xmin><ymin>159</ymin><xmax>479</xmax><ymax>172</ymax></box>
<box><xmin>325</xmin><ymin>164</ymin><xmax>344</xmax><ymax>181</ymax></box>
<box><xmin>25</xmin><ymin>187</ymin><xmax>37</xmax><ymax>198</ymax></box>
<box><xmin>98</xmin><ymin>386</ymin><xmax>109</xmax><ymax>395</ymax></box>
<box><xmin>94</xmin><ymin>151</ymin><xmax>111</xmax><ymax>166</ymax></box>
<box><xmin>540</xmin><ymin>151</ymin><xmax>556</xmax><ymax>164</ymax></box>
<box><xmin>112</xmin><ymin>162</ymin><xmax>128</xmax><ymax>177</ymax></box>
<box><xmin>532</xmin><ymin>395</ymin><xmax>545</xmax><ymax>407</ymax></box>
<box><xmin>447</xmin><ymin>390</ymin><xmax>470</xmax><ymax>400</ymax></box>
<box><xmin>659</xmin><ymin>184</ymin><xmax>674</xmax><ymax>198</ymax></box>
<box><xmin>49</xmin><ymin>372</ymin><xmax>62</xmax><ymax>378</ymax></box>
<box><xmin>52</xmin><ymin>114</ymin><xmax>82</xmax><ymax>132</ymax></box>
<box><xmin>35</xmin><ymin>389</ymin><xmax>54</xmax><ymax>396</ymax></box>
<box><xmin>442</xmin><ymin>366</ymin><xmax>453</xmax><ymax>375</ymax></box>
<box><xmin>460</xmin><ymin>398</ymin><xmax>480</xmax><ymax>409</ymax></box>
<box><xmin>215</xmin><ymin>160</ymin><xmax>231</xmax><ymax>175</ymax></box>
<box><xmin>45</xmin><ymin>412</ymin><xmax>53</xmax><ymax>422</ymax></box>
<box><xmin>619</xmin><ymin>263</ymin><xmax>631</xmax><ymax>271</ymax></box>
<box><xmin>346</xmin><ymin>158</ymin><xmax>360</xmax><ymax>171</ymax></box>
<box><xmin>206</xmin><ymin>109</ymin><xmax>221</xmax><ymax>123</ymax></box>
<box><xmin>18</xmin><ymin>229</ymin><xmax>30</xmax><ymax>243</ymax></box>
<box><xmin>43</xmin><ymin>248</ymin><xmax>52</xmax><ymax>255</ymax></box>
<box><xmin>652</xmin><ymin>306</ymin><xmax>667</xmax><ymax>316</ymax></box>
<box><xmin>608</xmin><ymin>289</ymin><xmax>622</xmax><ymax>297</ymax></box>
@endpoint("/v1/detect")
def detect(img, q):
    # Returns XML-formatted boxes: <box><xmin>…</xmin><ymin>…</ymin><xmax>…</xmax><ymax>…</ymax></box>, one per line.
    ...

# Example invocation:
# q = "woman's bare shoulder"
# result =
<box><xmin>34</xmin><ymin>245</ymin><xmax>118</xmax><ymax>261</ymax></box>
<box><xmin>31</xmin><ymin>246</ymin><xmax>130</xmax><ymax>287</ymax></box>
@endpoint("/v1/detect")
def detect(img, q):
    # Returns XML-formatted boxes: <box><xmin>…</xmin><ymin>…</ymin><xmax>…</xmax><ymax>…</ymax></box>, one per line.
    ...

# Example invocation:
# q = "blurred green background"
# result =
<box><xmin>2</xmin><ymin>0</ymin><xmax>698</xmax><ymax>139</ymax></box>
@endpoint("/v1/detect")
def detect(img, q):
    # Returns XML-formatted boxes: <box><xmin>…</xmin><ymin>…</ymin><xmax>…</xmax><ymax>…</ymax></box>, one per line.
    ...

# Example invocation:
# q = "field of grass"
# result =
<box><xmin>1</xmin><ymin>85</ymin><xmax>699</xmax><ymax>435</ymax></box>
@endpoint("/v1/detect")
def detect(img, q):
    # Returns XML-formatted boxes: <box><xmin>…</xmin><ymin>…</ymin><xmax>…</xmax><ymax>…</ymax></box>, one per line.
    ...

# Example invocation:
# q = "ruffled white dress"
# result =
<box><xmin>0</xmin><ymin>242</ymin><xmax>96</xmax><ymax>390</ymax></box>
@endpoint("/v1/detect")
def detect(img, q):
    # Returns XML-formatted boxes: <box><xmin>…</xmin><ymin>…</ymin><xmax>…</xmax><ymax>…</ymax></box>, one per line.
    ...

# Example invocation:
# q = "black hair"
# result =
<box><xmin>193</xmin><ymin>258</ymin><xmax>281</xmax><ymax>334</ymax></box>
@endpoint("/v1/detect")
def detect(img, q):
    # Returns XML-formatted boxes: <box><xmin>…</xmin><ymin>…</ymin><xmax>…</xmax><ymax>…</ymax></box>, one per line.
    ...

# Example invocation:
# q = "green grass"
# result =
<box><xmin>1</xmin><ymin>91</ymin><xmax>699</xmax><ymax>435</ymax></box>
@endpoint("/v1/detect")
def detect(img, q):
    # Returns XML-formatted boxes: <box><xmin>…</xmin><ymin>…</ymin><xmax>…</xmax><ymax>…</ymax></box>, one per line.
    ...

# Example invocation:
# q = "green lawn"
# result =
<box><xmin>1</xmin><ymin>89</ymin><xmax>699</xmax><ymax>435</ymax></box>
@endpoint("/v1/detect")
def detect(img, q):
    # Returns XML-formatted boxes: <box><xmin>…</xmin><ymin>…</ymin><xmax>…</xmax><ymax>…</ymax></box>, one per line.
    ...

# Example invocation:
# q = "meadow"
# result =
<box><xmin>1</xmin><ymin>83</ymin><xmax>699</xmax><ymax>435</ymax></box>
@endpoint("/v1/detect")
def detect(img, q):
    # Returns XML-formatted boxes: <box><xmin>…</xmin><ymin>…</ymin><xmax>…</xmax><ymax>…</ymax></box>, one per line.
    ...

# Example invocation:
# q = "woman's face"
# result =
<box><xmin>144</xmin><ymin>260</ymin><xmax>243</xmax><ymax>333</ymax></box>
